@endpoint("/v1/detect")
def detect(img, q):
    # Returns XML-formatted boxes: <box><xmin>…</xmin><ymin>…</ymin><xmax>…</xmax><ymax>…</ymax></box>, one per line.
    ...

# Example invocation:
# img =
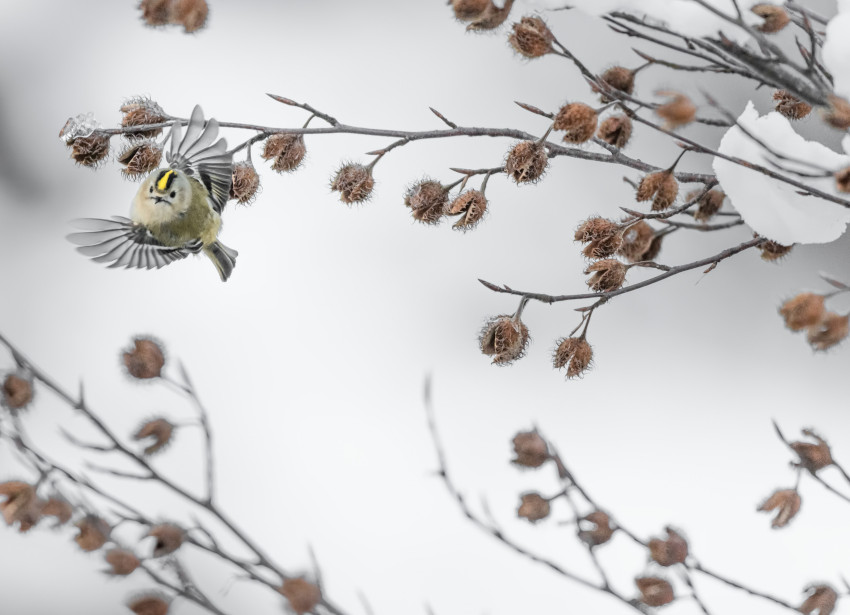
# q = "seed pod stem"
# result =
<box><xmin>536</xmin><ymin>122</ymin><xmax>555</xmax><ymax>145</ymax></box>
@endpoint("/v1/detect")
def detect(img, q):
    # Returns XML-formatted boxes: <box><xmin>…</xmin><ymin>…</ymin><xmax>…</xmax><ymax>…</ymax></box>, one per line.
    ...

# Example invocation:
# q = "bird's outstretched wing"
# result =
<box><xmin>166</xmin><ymin>105</ymin><xmax>232</xmax><ymax>214</ymax></box>
<box><xmin>68</xmin><ymin>216</ymin><xmax>203</xmax><ymax>270</ymax></box>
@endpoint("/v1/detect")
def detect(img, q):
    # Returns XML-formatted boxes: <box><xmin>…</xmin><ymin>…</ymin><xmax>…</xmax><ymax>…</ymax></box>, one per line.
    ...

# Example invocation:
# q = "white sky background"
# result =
<box><xmin>0</xmin><ymin>1</ymin><xmax>849</xmax><ymax>614</ymax></box>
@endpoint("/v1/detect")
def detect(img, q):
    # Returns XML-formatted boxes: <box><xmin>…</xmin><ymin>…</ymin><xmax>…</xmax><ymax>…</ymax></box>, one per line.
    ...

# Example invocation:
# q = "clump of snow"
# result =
<box><xmin>823</xmin><ymin>2</ymin><xmax>850</xmax><ymax>100</ymax></box>
<box><xmin>525</xmin><ymin>0</ymin><xmax>761</xmax><ymax>41</ymax></box>
<box><xmin>713</xmin><ymin>101</ymin><xmax>850</xmax><ymax>245</ymax></box>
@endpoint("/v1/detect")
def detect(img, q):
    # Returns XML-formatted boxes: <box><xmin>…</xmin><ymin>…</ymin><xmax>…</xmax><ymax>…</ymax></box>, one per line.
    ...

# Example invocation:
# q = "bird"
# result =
<box><xmin>68</xmin><ymin>105</ymin><xmax>238</xmax><ymax>282</ymax></box>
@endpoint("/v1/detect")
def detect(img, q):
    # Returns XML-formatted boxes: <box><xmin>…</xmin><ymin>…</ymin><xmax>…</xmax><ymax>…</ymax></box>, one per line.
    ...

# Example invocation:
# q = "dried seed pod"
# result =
<box><xmin>649</xmin><ymin>527</ymin><xmax>689</xmax><ymax>566</ymax></box>
<box><xmin>450</xmin><ymin>0</ymin><xmax>490</xmax><ymax>20</ymax></box>
<box><xmin>279</xmin><ymin>578</ymin><xmax>322</xmax><ymax>615</ymax></box>
<box><xmin>505</xmin><ymin>140</ymin><xmax>548</xmax><ymax>184</ymax></box>
<box><xmin>824</xmin><ymin>95</ymin><xmax>850</xmax><ymax>130</ymax></box>
<box><xmin>128</xmin><ymin>592</ymin><xmax>171</xmax><ymax>615</ymax></box>
<box><xmin>511</xmin><ymin>431</ymin><xmax>549</xmax><ymax>468</ymax></box>
<box><xmin>171</xmin><ymin>0</ymin><xmax>208</xmax><ymax>33</ymax></box>
<box><xmin>585</xmin><ymin>259</ymin><xmax>627</xmax><ymax>292</ymax></box>
<box><xmin>2</xmin><ymin>373</ymin><xmax>34</xmax><ymax>411</ymax></box>
<box><xmin>791</xmin><ymin>430</ymin><xmax>833</xmax><ymax>473</ymax></box>
<box><xmin>636</xmin><ymin>170</ymin><xmax>678</xmax><ymax>211</ymax></box>
<box><xmin>799</xmin><ymin>585</ymin><xmax>837</xmax><ymax>615</ymax></box>
<box><xmin>578</xmin><ymin>510</ymin><xmax>614</xmax><ymax>547</ymax></box>
<box><xmin>690</xmin><ymin>189</ymin><xmax>725</xmax><ymax>222</ymax></box>
<box><xmin>105</xmin><ymin>548</ymin><xmax>141</xmax><ymax>576</ymax></box>
<box><xmin>636</xmin><ymin>577</ymin><xmax>675</xmax><ymax>607</ymax></box>
<box><xmin>134</xmin><ymin>418</ymin><xmax>175</xmax><ymax>456</ymax></box>
<box><xmin>574</xmin><ymin>216</ymin><xmax>623</xmax><ymax>259</ymax></box>
<box><xmin>230</xmin><ymin>161</ymin><xmax>261</xmax><ymax>204</ymax></box>
<box><xmin>835</xmin><ymin>168</ymin><xmax>850</xmax><ymax>193</ymax></box>
<box><xmin>149</xmin><ymin>523</ymin><xmax>185</xmax><ymax>557</ymax></box>
<box><xmin>617</xmin><ymin>221</ymin><xmax>654</xmax><ymax>262</ymax></box>
<box><xmin>405</xmin><ymin>179</ymin><xmax>449</xmax><ymax>225</ymax></box>
<box><xmin>262</xmin><ymin>133</ymin><xmax>306</xmax><ymax>173</ymax></box>
<box><xmin>75</xmin><ymin>515</ymin><xmax>111</xmax><ymax>551</ymax></box>
<box><xmin>553</xmin><ymin>103</ymin><xmax>598</xmax><ymax>144</ymax></box>
<box><xmin>118</xmin><ymin>140</ymin><xmax>163</xmax><ymax>180</ymax></box>
<box><xmin>760</xmin><ymin>240</ymin><xmax>793</xmax><ymax>261</ymax></box>
<box><xmin>752</xmin><ymin>4</ymin><xmax>790</xmax><ymax>33</ymax></box>
<box><xmin>655</xmin><ymin>91</ymin><xmax>696</xmax><ymax>129</ymax></box>
<box><xmin>807</xmin><ymin>312</ymin><xmax>849</xmax><ymax>351</ymax></box>
<box><xmin>593</xmin><ymin>66</ymin><xmax>636</xmax><ymax>102</ymax></box>
<box><xmin>641</xmin><ymin>232</ymin><xmax>665</xmax><ymax>262</ymax></box>
<box><xmin>120</xmin><ymin>97</ymin><xmax>167</xmax><ymax>138</ymax></box>
<box><xmin>448</xmin><ymin>190</ymin><xmax>487</xmax><ymax>231</ymax></box>
<box><xmin>67</xmin><ymin>132</ymin><xmax>111</xmax><ymax>168</ymax></box>
<box><xmin>0</xmin><ymin>481</ymin><xmax>40</xmax><ymax>531</ymax></box>
<box><xmin>553</xmin><ymin>337</ymin><xmax>593</xmax><ymax>379</ymax></box>
<box><xmin>597</xmin><ymin>114</ymin><xmax>632</xmax><ymax>149</ymax></box>
<box><xmin>123</xmin><ymin>337</ymin><xmax>165</xmax><ymax>380</ymax></box>
<box><xmin>139</xmin><ymin>0</ymin><xmax>171</xmax><ymax>27</ymax></box>
<box><xmin>779</xmin><ymin>293</ymin><xmax>825</xmax><ymax>331</ymax></box>
<box><xmin>479</xmin><ymin>315</ymin><xmax>530</xmax><ymax>365</ymax></box>
<box><xmin>758</xmin><ymin>488</ymin><xmax>801</xmax><ymax>528</ymax></box>
<box><xmin>517</xmin><ymin>493</ymin><xmax>550</xmax><ymax>523</ymax></box>
<box><xmin>465</xmin><ymin>0</ymin><xmax>514</xmax><ymax>31</ymax></box>
<box><xmin>772</xmin><ymin>90</ymin><xmax>812</xmax><ymax>120</ymax></box>
<box><xmin>41</xmin><ymin>496</ymin><xmax>73</xmax><ymax>525</ymax></box>
<box><xmin>331</xmin><ymin>163</ymin><xmax>375</xmax><ymax>204</ymax></box>
<box><xmin>508</xmin><ymin>16</ymin><xmax>553</xmax><ymax>58</ymax></box>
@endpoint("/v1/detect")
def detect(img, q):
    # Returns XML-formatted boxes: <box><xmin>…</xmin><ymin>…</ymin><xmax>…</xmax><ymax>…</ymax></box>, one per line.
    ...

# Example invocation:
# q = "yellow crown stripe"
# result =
<box><xmin>157</xmin><ymin>170</ymin><xmax>175</xmax><ymax>191</ymax></box>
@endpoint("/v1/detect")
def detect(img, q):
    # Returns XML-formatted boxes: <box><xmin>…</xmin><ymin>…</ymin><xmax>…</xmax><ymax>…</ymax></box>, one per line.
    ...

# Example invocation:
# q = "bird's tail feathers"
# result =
<box><xmin>204</xmin><ymin>241</ymin><xmax>238</xmax><ymax>282</ymax></box>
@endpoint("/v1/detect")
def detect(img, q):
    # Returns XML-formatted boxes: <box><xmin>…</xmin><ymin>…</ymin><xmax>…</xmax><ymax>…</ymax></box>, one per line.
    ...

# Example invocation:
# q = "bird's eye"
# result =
<box><xmin>149</xmin><ymin>187</ymin><xmax>153</xmax><ymax>193</ymax></box>
<box><xmin>170</xmin><ymin>191</ymin><xmax>176</xmax><ymax>198</ymax></box>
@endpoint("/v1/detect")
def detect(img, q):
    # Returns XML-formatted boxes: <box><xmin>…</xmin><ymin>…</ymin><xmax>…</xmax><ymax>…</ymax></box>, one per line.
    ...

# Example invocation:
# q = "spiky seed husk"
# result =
<box><xmin>597</xmin><ymin>114</ymin><xmax>632</xmax><ymax>149</ymax></box>
<box><xmin>479</xmin><ymin>316</ymin><xmax>530</xmax><ymax>365</ymax></box>
<box><xmin>405</xmin><ymin>180</ymin><xmax>449</xmax><ymax>224</ymax></box>
<box><xmin>448</xmin><ymin>190</ymin><xmax>487</xmax><ymax>231</ymax></box>
<box><xmin>636</xmin><ymin>577</ymin><xmax>675</xmax><ymax>607</ymax></box>
<box><xmin>41</xmin><ymin>497</ymin><xmax>73</xmax><ymax>525</ymax></box>
<box><xmin>105</xmin><ymin>548</ymin><xmax>141</xmax><ymax>576</ymax></box>
<box><xmin>575</xmin><ymin>217</ymin><xmax>623</xmax><ymax>259</ymax></box>
<box><xmin>791</xmin><ymin>430</ymin><xmax>833</xmax><ymax>473</ymax></box>
<box><xmin>123</xmin><ymin>338</ymin><xmax>165</xmax><ymax>379</ymax></box>
<box><xmin>331</xmin><ymin>164</ymin><xmax>375</xmax><ymax>204</ymax></box>
<box><xmin>593</xmin><ymin>66</ymin><xmax>635</xmax><ymax>102</ymax></box>
<box><xmin>465</xmin><ymin>0</ymin><xmax>514</xmax><ymax>31</ymax></box>
<box><xmin>655</xmin><ymin>92</ymin><xmax>696</xmax><ymax>129</ymax></box>
<box><xmin>759</xmin><ymin>240</ymin><xmax>793</xmax><ymax>261</ymax></box>
<box><xmin>553</xmin><ymin>337</ymin><xmax>593</xmax><ymax>379</ymax></box>
<box><xmin>752</xmin><ymin>4</ymin><xmax>790</xmax><ymax>33</ymax></box>
<box><xmin>757</xmin><ymin>488</ymin><xmax>801</xmax><ymax>528</ymax></box>
<box><xmin>118</xmin><ymin>141</ymin><xmax>163</xmax><ymax>180</ymax></box>
<box><xmin>517</xmin><ymin>493</ymin><xmax>550</xmax><ymax>522</ymax></box>
<box><xmin>690</xmin><ymin>189</ymin><xmax>725</xmax><ymax>222</ymax></box>
<box><xmin>279</xmin><ymin>578</ymin><xmax>321</xmax><ymax>615</ymax></box>
<box><xmin>508</xmin><ymin>16</ymin><xmax>553</xmax><ymax>58</ymax></box>
<box><xmin>835</xmin><ymin>168</ymin><xmax>850</xmax><ymax>193</ymax></box>
<box><xmin>229</xmin><ymin>161</ymin><xmax>261</xmax><ymax>204</ymax></box>
<box><xmin>2</xmin><ymin>373</ymin><xmax>33</xmax><ymax>411</ymax></box>
<box><xmin>617</xmin><ymin>221</ymin><xmax>654</xmax><ymax>262</ymax></box>
<box><xmin>799</xmin><ymin>585</ymin><xmax>838</xmax><ymax>615</ymax></box>
<box><xmin>824</xmin><ymin>95</ymin><xmax>850</xmax><ymax>130</ymax></box>
<box><xmin>451</xmin><ymin>0</ymin><xmax>490</xmax><ymax>20</ymax></box>
<box><xmin>134</xmin><ymin>418</ymin><xmax>175</xmax><ymax>456</ymax></box>
<box><xmin>649</xmin><ymin>527</ymin><xmax>689</xmax><ymax>566</ymax></box>
<box><xmin>511</xmin><ymin>431</ymin><xmax>549</xmax><ymax>468</ymax></box>
<box><xmin>68</xmin><ymin>133</ymin><xmax>110</xmax><ymax>167</ymax></box>
<box><xmin>578</xmin><ymin>511</ymin><xmax>614</xmax><ymax>547</ymax></box>
<box><xmin>139</xmin><ymin>0</ymin><xmax>171</xmax><ymax>26</ymax></box>
<box><xmin>505</xmin><ymin>140</ymin><xmax>548</xmax><ymax>184</ymax></box>
<box><xmin>772</xmin><ymin>90</ymin><xmax>812</xmax><ymax>120</ymax></box>
<box><xmin>807</xmin><ymin>312</ymin><xmax>850</xmax><ymax>351</ymax></box>
<box><xmin>641</xmin><ymin>233</ymin><xmax>664</xmax><ymax>261</ymax></box>
<box><xmin>121</xmin><ymin>97</ymin><xmax>167</xmax><ymax>138</ymax></box>
<box><xmin>636</xmin><ymin>170</ymin><xmax>678</xmax><ymax>211</ymax></box>
<box><xmin>779</xmin><ymin>293</ymin><xmax>825</xmax><ymax>331</ymax></box>
<box><xmin>553</xmin><ymin>103</ymin><xmax>598</xmax><ymax>144</ymax></box>
<box><xmin>75</xmin><ymin>515</ymin><xmax>111</xmax><ymax>551</ymax></box>
<box><xmin>149</xmin><ymin>523</ymin><xmax>185</xmax><ymax>557</ymax></box>
<box><xmin>262</xmin><ymin>133</ymin><xmax>307</xmax><ymax>173</ymax></box>
<box><xmin>0</xmin><ymin>481</ymin><xmax>40</xmax><ymax>531</ymax></box>
<box><xmin>585</xmin><ymin>259</ymin><xmax>627</xmax><ymax>292</ymax></box>
<box><xmin>128</xmin><ymin>592</ymin><xmax>171</xmax><ymax>615</ymax></box>
<box><xmin>171</xmin><ymin>0</ymin><xmax>208</xmax><ymax>32</ymax></box>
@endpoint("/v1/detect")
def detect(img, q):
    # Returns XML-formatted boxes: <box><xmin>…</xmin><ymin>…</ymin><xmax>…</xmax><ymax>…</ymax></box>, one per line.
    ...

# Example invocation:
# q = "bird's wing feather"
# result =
<box><xmin>67</xmin><ymin>216</ymin><xmax>201</xmax><ymax>271</ymax></box>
